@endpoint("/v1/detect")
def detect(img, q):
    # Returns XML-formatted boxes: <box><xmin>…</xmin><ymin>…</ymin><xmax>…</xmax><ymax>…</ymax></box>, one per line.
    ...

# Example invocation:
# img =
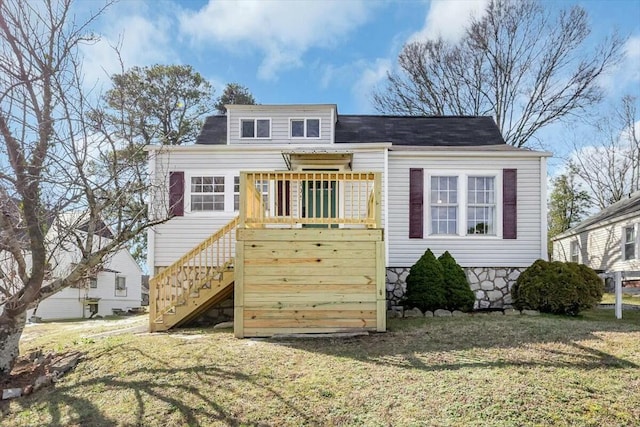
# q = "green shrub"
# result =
<box><xmin>569</xmin><ymin>262</ymin><xmax>605</xmax><ymax>307</ymax></box>
<box><xmin>405</xmin><ymin>249</ymin><xmax>446</xmax><ymax>313</ymax></box>
<box><xmin>512</xmin><ymin>259</ymin><xmax>603</xmax><ymax>316</ymax></box>
<box><xmin>438</xmin><ymin>251</ymin><xmax>475</xmax><ymax>312</ymax></box>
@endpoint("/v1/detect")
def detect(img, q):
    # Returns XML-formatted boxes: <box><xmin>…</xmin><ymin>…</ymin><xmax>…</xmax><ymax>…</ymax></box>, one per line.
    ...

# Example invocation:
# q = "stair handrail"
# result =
<box><xmin>150</xmin><ymin>215</ymin><xmax>239</xmax><ymax>324</ymax></box>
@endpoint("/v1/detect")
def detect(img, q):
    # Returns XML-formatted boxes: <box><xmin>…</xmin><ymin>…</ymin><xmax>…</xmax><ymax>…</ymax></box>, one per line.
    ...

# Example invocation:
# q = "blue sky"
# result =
<box><xmin>78</xmin><ymin>0</ymin><xmax>640</xmax><ymax>167</ymax></box>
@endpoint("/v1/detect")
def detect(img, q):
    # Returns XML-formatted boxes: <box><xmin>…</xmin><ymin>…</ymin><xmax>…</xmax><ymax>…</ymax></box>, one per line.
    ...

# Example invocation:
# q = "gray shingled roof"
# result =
<box><xmin>195</xmin><ymin>115</ymin><xmax>506</xmax><ymax>146</ymax></box>
<box><xmin>335</xmin><ymin>115</ymin><xmax>505</xmax><ymax>146</ymax></box>
<box><xmin>196</xmin><ymin>115</ymin><xmax>227</xmax><ymax>145</ymax></box>
<box><xmin>554</xmin><ymin>191</ymin><xmax>640</xmax><ymax>239</ymax></box>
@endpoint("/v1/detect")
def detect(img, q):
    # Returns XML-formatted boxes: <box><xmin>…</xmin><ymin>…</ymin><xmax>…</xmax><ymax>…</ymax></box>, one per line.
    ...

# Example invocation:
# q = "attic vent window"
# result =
<box><xmin>291</xmin><ymin>118</ymin><xmax>320</xmax><ymax>138</ymax></box>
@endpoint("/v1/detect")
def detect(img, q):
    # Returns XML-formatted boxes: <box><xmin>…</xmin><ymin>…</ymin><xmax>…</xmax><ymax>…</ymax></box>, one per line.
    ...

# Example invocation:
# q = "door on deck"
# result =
<box><xmin>302</xmin><ymin>179</ymin><xmax>338</xmax><ymax>228</ymax></box>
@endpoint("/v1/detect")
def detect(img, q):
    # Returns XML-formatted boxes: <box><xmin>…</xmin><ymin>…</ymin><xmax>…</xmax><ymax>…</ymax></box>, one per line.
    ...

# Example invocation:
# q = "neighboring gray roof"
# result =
<box><xmin>196</xmin><ymin>115</ymin><xmax>227</xmax><ymax>145</ymax></box>
<box><xmin>554</xmin><ymin>191</ymin><xmax>640</xmax><ymax>240</ymax></box>
<box><xmin>335</xmin><ymin>116</ymin><xmax>505</xmax><ymax>146</ymax></box>
<box><xmin>195</xmin><ymin>115</ymin><xmax>506</xmax><ymax>146</ymax></box>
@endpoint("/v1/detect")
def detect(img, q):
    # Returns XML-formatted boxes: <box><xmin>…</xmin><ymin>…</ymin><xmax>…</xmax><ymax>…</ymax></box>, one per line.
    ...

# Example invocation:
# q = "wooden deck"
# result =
<box><xmin>149</xmin><ymin>170</ymin><xmax>386</xmax><ymax>336</ymax></box>
<box><xmin>235</xmin><ymin>228</ymin><xmax>386</xmax><ymax>337</ymax></box>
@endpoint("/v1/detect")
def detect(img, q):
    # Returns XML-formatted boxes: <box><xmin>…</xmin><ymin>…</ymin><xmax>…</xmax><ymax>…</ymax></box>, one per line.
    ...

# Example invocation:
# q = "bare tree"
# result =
<box><xmin>373</xmin><ymin>0</ymin><xmax>624</xmax><ymax>148</ymax></box>
<box><xmin>570</xmin><ymin>95</ymin><xmax>639</xmax><ymax>209</ymax></box>
<box><xmin>0</xmin><ymin>0</ymin><xmax>170</xmax><ymax>377</ymax></box>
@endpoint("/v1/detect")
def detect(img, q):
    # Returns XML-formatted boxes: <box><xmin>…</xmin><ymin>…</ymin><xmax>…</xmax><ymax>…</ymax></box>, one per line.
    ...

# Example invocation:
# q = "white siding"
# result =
<box><xmin>228</xmin><ymin>105</ymin><xmax>334</xmax><ymax>145</ymax></box>
<box><xmin>151</xmin><ymin>146</ymin><xmax>386</xmax><ymax>268</ymax></box>
<box><xmin>27</xmin><ymin>247</ymin><xmax>142</xmax><ymax>320</ymax></box>
<box><xmin>387</xmin><ymin>153</ymin><xmax>544</xmax><ymax>268</ymax></box>
<box><xmin>553</xmin><ymin>214</ymin><xmax>640</xmax><ymax>272</ymax></box>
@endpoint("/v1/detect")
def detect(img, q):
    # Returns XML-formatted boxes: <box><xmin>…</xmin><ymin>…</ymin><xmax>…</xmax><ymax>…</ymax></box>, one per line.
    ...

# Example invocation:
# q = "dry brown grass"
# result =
<box><xmin>1</xmin><ymin>310</ymin><xmax>639</xmax><ymax>426</ymax></box>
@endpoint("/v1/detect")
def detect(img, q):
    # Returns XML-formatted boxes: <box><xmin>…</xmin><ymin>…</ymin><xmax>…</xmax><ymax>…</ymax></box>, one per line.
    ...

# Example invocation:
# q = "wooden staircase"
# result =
<box><xmin>149</xmin><ymin>217</ymin><xmax>238</xmax><ymax>332</ymax></box>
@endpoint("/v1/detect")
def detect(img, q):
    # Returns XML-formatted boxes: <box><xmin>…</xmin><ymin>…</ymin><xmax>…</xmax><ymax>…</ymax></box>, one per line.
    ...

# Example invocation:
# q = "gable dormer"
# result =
<box><xmin>226</xmin><ymin>104</ymin><xmax>336</xmax><ymax>145</ymax></box>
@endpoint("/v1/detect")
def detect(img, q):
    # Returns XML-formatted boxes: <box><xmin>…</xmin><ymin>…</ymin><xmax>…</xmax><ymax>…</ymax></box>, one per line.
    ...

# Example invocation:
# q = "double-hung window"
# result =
<box><xmin>430</xmin><ymin>176</ymin><xmax>458</xmax><ymax>235</ymax></box>
<box><xmin>241</xmin><ymin>119</ymin><xmax>270</xmax><ymax>139</ymax></box>
<box><xmin>255</xmin><ymin>180</ymin><xmax>270</xmax><ymax>211</ymax></box>
<box><xmin>234</xmin><ymin>176</ymin><xmax>240</xmax><ymax>211</ymax></box>
<box><xmin>467</xmin><ymin>176</ymin><xmax>496</xmax><ymax>235</ymax></box>
<box><xmin>115</xmin><ymin>275</ymin><xmax>127</xmax><ymax>297</ymax></box>
<box><xmin>291</xmin><ymin>118</ymin><xmax>320</xmax><ymax>138</ymax></box>
<box><xmin>191</xmin><ymin>176</ymin><xmax>225</xmax><ymax>211</ymax></box>
<box><xmin>624</xmin><ymin>225</ymin><xmax>636</xmax><ymax>260</ymax></box>
<box><xmin>570</xmin><ymin>241</ymin><xmax>579</xmax><ymax>263</ymax></box>
<box><xmin>427</xmin><ymin>173</ymin><xmax>498</xmax><ymax>236</ymax></box>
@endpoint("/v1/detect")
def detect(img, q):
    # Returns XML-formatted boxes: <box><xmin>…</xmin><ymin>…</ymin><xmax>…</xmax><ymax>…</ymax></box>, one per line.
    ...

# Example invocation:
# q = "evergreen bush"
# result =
<box><xmin>438</xmin><ymin>251</ymin><xmax>475</xmax><ymax>311</ymax></box>
<box><xmin>512</xmin><ymin>259</ymin><xmax>603</xmax><ymax>315</ymax></box>
<box><xmin>404</xmin><ymin>249</ymin><xmax>446</xmax><ymax>313</ymax></box>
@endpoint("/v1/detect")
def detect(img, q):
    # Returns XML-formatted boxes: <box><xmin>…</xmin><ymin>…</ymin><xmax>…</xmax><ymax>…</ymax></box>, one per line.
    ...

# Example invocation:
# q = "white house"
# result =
<box><xmin>147</xmin><ymin>104</ymin><xmax>550</xmax><ymax>336</ymax></box>
<box><xmin>552</xmin><ymin>191</ymin><xmax>640</xmax><ymax>274</ymax></box>
<box><xmin>26</xmin><ymin>214</ymin><xmax>142</xmax><ymax>321</ymax></box>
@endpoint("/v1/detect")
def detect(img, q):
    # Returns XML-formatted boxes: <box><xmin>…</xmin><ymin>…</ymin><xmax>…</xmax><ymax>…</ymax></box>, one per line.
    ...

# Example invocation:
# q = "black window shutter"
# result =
<box><xmin>503</xmin><ymin>169</ymin><xmax>517</xmax><ymax>239</ymax></box>
<box><xmin>276</xmin><ymin>180</ymin><xmax>291</xmax><ymax>216</ymax></box>
<box><xmin>409</xmin><ymin>168</ymin><xmax>424</xmax><ymax>238</ymax></box>
<box><xmin>169</xmin><ymin>171</ymin><xmax>184</xmax><ymax>217</ymax></box>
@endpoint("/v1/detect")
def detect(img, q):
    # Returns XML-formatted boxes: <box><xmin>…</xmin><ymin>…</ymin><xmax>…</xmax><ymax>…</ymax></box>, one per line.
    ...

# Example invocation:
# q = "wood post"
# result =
<box><xmin>615</xmin><ymin>271</ymin><xmax>622</xmax><ymax>320</ymax></box>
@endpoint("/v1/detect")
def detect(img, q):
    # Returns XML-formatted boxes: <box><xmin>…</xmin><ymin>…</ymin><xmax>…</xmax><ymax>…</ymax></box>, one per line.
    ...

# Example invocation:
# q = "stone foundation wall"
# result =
<box><xmin>386</xmin><ymin>267</ymin><xmax>526</xmax><ymax>311</ymax></box>
<box><xmin>195</xmin><ymin>295</ymin><xmax>234</xmax><ymax>326</ymax></box>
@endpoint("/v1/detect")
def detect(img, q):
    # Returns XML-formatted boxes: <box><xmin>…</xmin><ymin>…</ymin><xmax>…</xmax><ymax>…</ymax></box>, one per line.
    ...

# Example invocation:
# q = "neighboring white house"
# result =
<box><xmin>26</xmin><ymin>214</ymin><xmax>142</xmax><ymax>320</ymax></box>
<box><xmin>147</xmin><ymin>104</ymin><xmax>551</xmax><ymax>313</ymax></box>
<box><xmin>552</xmin><ymin>191</ymin><xmax>640</xmax><ymax>273</ymax></box>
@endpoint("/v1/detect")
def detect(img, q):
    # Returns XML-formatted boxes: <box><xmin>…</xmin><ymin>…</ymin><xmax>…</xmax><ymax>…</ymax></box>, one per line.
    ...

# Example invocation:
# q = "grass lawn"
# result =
<box><xmin>601</xmin><ymin>291</ymin><xmax>640</xmax><ymax>306</ymax></box>
<box><xmin>2</xmin><ymin>310</ymin><xmax>640</xmax><ymax>426</ymax></box>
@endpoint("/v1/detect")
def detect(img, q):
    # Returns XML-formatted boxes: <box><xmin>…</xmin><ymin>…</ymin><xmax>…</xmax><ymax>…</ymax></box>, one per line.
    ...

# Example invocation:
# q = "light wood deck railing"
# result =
<box><xmin>239</xmin><ymin>171</ymin><xmax>382</xmax><ymax>228</ymax></box>
<box><xmin>149</xmin><ymin>216</ymin><xmax>238</xmax><ymax>324</ymax></box>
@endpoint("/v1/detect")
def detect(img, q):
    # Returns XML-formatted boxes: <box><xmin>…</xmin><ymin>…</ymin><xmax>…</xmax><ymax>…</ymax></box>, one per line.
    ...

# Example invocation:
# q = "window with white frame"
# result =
<box><xmin>241</xmin><ymin>118</ymin><xmax>270</xmax><ymax>138</ymax></box>
<box><xmin>89</xmin><ymin>277</ymin><xmax>98</xmax><ymax>288</ymax></box>
<box><xmin>426</xmin><ymin>172</ymin><xmax>499</xmax><ymax>237</ymax></box>
<box><xmin>467</xmin><ymin>176</ymin><xmax>496</xmax><ymax>235</ymax></box>
<box><xmin>234</xmin><ymin>176</ymin><xmax>240</xmax><ymax>211</ymax></box>
<box><xmin>570</xmin><ymin>241</ymin><xmax>579</xmax><ymax>263</ymax></box>
<box><xmin>430</xmin><ymin>176</ymin><xmax>458</xmax><ymax>235</ymax></box>
<box><xmin>255</xmin><ymin>180</ymin><xmax>270</xmax><ymax>211</ymax></box>
<box><xmin>291</xmin><ymin>118</ymin><xmax>320</xmax><ymax>138</ymax></box>
<box><xmin>190</xmin><ymin>176</ymin><xmax>225</xmax><ymax>211</ymax></box>
<box><xmin>115</xmin><ymin>276</ymin><xmax>126</xmax><ymax>291</ymax></box>
<box><xmin>624</xmin><ymin>225</ymin><xmax>636</xmax><ymax>260</ymax></box>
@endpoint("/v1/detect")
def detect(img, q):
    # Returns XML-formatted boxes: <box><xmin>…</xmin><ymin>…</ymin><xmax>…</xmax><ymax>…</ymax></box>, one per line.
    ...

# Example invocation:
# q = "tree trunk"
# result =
<box><xmin>0</xmin><ymin>310</ymin><xmax>27</xmax><ymax>378</ymax></box>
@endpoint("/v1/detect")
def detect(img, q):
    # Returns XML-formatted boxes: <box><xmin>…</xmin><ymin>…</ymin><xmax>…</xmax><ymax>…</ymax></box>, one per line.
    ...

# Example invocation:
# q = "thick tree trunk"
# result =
<box><xmin>0</xmin><ymin>310</ymin><xmax>27</xmax><ymax>378</ymax></box>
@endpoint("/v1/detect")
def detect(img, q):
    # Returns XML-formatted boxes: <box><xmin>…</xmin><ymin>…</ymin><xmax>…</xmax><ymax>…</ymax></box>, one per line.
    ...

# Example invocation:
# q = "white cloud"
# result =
<box><xmin>79</xmin><ymin>3</ymin><xmax>177</xmax><ymax>90</ymax></box>
<box><xmin>179</xmin><ymin>0</ymin><xmax>371</xmax><ymax>80</ymax></box>
<box><xmin>622</xmin><ymin>35</ymin><xmax>640</xmax><ymax>83</ymax></box>
<box><xmin>317</xmin><ymin>58</ymin><xmax>391</xmax><ymax>113</ymax></box>
<box><xmin>409</xmin><ymin>0</ymin><xmax>489</xmax><ymax>43</ymax></box>
<box><xmin>352</xmin><ymin>58</ymin><xmax>392</xmax><ymax>112</ymax></box>
<box><xmin>597</xmin><ymin>34</ymin><xmax>640</xmax><ymax>96</ymax></box>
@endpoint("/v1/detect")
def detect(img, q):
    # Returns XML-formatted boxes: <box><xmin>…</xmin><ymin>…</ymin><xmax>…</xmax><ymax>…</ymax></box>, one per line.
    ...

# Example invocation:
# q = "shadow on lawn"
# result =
<box><xmin>10</xmin><ymin>343</ymin><xmax>315</xmax><ymax>427</ymax></box>
<box><xmin>275</xmin><ymin>314</ymin><xmax>640</xmax><ymax>373</ymax></box>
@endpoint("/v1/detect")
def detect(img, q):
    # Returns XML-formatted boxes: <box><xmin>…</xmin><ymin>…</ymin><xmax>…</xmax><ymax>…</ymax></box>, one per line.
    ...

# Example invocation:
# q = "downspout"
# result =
<box><xmin>384</xmin><ymin>146</ymin><xmax>389</xmax><ymax>267</ymax></box>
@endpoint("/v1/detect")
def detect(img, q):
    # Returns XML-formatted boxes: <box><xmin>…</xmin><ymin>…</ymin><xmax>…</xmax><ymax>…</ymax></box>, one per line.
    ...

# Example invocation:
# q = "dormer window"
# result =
<box><xmin>291</xmin><ymin>118</ymin><xmax>320</xmax><ymax>138</ymax></box>
<box><xmin>241</xmin><ymin>118</ymin><xmax>270</xmax><ymax>139</ymax></box>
